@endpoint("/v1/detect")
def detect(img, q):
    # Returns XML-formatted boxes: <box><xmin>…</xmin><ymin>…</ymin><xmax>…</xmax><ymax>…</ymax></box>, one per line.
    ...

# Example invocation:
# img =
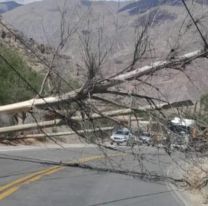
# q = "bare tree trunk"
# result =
<box><xmin>0</xmin><ymin>49</ymin><xmax>206</xmax><ymax>114</ymax></box>
<box><xmin>0</xmin><ymin>109</ymin><xmax>131</xmax><ymax>134</ymax></box>
<box><xmin>14</xmin><ymin>127</ymin><xmax>114</xmax><ymax>139</ymax></box>
<box><xmin>0</xmin><ymin>119</ymin><xmax>63</xmax><ymax>135</ymax></box>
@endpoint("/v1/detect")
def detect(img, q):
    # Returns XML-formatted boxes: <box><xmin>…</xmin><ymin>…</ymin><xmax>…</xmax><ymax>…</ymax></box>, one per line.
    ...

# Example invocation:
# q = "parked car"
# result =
<box><xmin>139</xmin><ymin>132</ymin><xmax>152</xmax><ymax>146</ymax></box>
<box><xmin>110</xmin><ymin>128</ymin><xmax>134</xmax><ymax>145</ymax></box>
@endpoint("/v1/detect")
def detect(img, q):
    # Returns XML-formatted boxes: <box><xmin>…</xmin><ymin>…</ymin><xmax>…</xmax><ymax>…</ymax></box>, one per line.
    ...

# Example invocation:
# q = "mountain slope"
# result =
<box><xmin>0</xmin><ymin>19</ymin><xmax>79</xmax><ymax>95</ymax></box>
<box><xmin>0</xmin><ymin>1</ymin><xmax>21</xmax><ymax>14</ymax></box>
<box><xmin>2</xmin><ymin>0</ymin><xmax>208</xmax><ymax>103</ymax></box>
<box><xmin>118</xmin><ymin>0</ymin><xmax>183</xmax><ymax>15</ymax></box>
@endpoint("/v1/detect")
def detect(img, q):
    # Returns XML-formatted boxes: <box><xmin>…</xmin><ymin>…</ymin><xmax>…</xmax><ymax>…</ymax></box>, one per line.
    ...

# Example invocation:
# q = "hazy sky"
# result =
<box><xmin>0</xmin><ymin>0</ymin><xmax>129</xmax><ymax>4</ymax></box>
<box><xmin>0</xmin><ymin>0</ymin><xmax>42</xmax><ymax>4</ymax></box>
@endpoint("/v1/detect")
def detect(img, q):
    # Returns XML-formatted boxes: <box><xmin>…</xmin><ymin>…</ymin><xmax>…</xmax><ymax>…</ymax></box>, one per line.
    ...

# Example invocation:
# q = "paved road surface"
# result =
<box><xmin>0</xmin><ymin>145</ymin><xmax>185</xmax><ymax>206</ymax></box>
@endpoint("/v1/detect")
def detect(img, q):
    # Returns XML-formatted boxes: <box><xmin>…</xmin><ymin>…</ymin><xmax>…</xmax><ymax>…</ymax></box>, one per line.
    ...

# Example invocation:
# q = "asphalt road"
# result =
<box><xmin>0</xmin><ymin>145</ymin><xmax>185</xmax><ymax>206</ymax></box>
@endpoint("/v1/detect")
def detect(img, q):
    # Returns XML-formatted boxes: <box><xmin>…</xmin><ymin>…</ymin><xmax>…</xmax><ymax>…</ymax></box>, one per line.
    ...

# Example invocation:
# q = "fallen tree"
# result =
<box><xmin>0</xmin><ymin>49</ymin><xmax>205</xmax><ymax>114</ymax></box>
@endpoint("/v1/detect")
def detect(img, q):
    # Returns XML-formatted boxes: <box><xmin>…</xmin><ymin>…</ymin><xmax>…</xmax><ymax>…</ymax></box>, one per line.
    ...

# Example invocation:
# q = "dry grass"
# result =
<box><xmin>184</xmin><ymin>158</ymin><xmax>208</xmax><ymax>204</ymax></box>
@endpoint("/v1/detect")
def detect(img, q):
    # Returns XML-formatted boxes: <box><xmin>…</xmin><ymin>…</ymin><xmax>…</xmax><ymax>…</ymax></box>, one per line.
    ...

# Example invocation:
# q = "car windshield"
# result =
<box><xmin>115</xmin><ymin>130</ymin><xmax>129</xmax><ymax>135</ymax></box>
<box><xmin>115</xmin><ymin>131</ymin><xmax>123</xmax><ymax>135</ymax></box>
<box><xmin>141</xmin><ymin>132</ymin><xmax>150</xmax><ymax>136</ymax></box>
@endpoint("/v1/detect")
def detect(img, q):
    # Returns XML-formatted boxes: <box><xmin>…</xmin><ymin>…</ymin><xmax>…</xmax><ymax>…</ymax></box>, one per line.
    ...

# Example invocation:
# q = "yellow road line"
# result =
<box><xmin>0</xmin><ymin>153</ymin><xmax>123</xmax><ymax>201</ymax></box>
<box><xmin>0</xmin><ymin>166</ymin><xmax>59</xmax><ymax>192</ymax></box>
<box><xmin>26</xmin><ymin>167</ymin><xmax>63</xmax><ymax>184</ymax></box>
<box><xmin>0</xmin><ymin>187</ymin><xmax>19</xmax><ymax>201</ymax></box>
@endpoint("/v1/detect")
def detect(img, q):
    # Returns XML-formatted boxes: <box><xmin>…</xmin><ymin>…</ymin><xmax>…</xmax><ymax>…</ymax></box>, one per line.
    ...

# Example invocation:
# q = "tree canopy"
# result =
<box><xmin>0</xmin><ymin>44</ymin><xmax>42</xmax><ymax>105</ymax></box>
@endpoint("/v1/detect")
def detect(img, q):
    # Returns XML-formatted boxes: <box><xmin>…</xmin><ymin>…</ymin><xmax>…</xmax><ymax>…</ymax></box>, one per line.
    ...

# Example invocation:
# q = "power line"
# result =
<box><xmin>0</xmin><ymin>48</ymin><xmax>102</xmax><ymax>147</ymax></box>
<box><xmin>181</xmin><ymin>0</ymin><xmax>208</xmax><ymax>49</ymax></box>
<box><xmin>0</xmin><ymin>53</ymin><xmax>68</xmax><ymax>147</ymax></box>
<box><xmin>0</xmin><ymin>20</ymin><xmax>77</xmax><ymax>92</ymax></box>
<box><xmin>0</xmin><ymin>153</ymin><xmax>186</xmax><ymax>187</ymax></box>
<box><xmin>0</xmin><ymin>54</ymin><xmax>42</xmax><ymax>98</ymax></box>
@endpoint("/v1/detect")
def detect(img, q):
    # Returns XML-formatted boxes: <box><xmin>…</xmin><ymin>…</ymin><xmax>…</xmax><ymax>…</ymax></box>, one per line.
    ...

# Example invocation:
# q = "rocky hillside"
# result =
<box><xmin>0</xmin><ymin>19</ymin><xmax>79</xmax><ymax>94</ymax></box>
<box><xmin>0</xmin><ymin>20</ymin><xmax>48</xmax><ymax>72</ymax></box>
<box><xmin>2</xmin><ymin>0</ymin><xmax>208</xmax><ymax>103</ymax></box>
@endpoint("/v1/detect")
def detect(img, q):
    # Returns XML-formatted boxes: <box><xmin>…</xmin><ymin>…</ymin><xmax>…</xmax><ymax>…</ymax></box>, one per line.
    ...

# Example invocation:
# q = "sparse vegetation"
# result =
<box><xmin>197</xmin><ymin>93</ymin><xmax>208</xmax><ymax>124</ymax></box>
<box><xmin>0</xmin><ymin>44</ymin><xmax>42</xmax><ymax>105</ymax></box>
<box><xmin>201</xmin><ymin>93</ymin><xmax>208</xmax><ymax>112</ymax></box>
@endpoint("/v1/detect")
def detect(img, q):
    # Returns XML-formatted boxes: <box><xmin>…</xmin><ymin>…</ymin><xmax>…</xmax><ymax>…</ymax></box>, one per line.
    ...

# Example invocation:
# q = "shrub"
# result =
<box><xmin>201</xmin><ymin>93</ymin><xmax>208</xmax><ymax>112</ymax></box>
<box><xmin>0</xmin><ymin>44</ymin><xmax>42</xmax><ymax>105</ymax></box>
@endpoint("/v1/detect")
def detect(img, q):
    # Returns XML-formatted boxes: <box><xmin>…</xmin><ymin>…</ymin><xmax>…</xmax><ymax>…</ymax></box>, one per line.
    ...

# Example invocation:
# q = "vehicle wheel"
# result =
<box><xmin>110</xmin><ymin>141</ymin><xmax>114</xmax><ymax>145</ymax></box>
<box><xmin>117</xmin><ymin>142</ymin><xmax>120</xmax><ymax>146</ymax></box>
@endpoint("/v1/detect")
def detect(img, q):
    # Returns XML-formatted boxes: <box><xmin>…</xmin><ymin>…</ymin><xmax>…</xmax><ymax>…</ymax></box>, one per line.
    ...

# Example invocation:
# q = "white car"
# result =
<box><xmin>110</xmin><ymin>128</ymin><xmax>133</xmax><ymax>145</ymax></box>
<box><xmin>139</xmin><ymin>132</ymin><xmax>152</xmax><ymax>146</ymax></box>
